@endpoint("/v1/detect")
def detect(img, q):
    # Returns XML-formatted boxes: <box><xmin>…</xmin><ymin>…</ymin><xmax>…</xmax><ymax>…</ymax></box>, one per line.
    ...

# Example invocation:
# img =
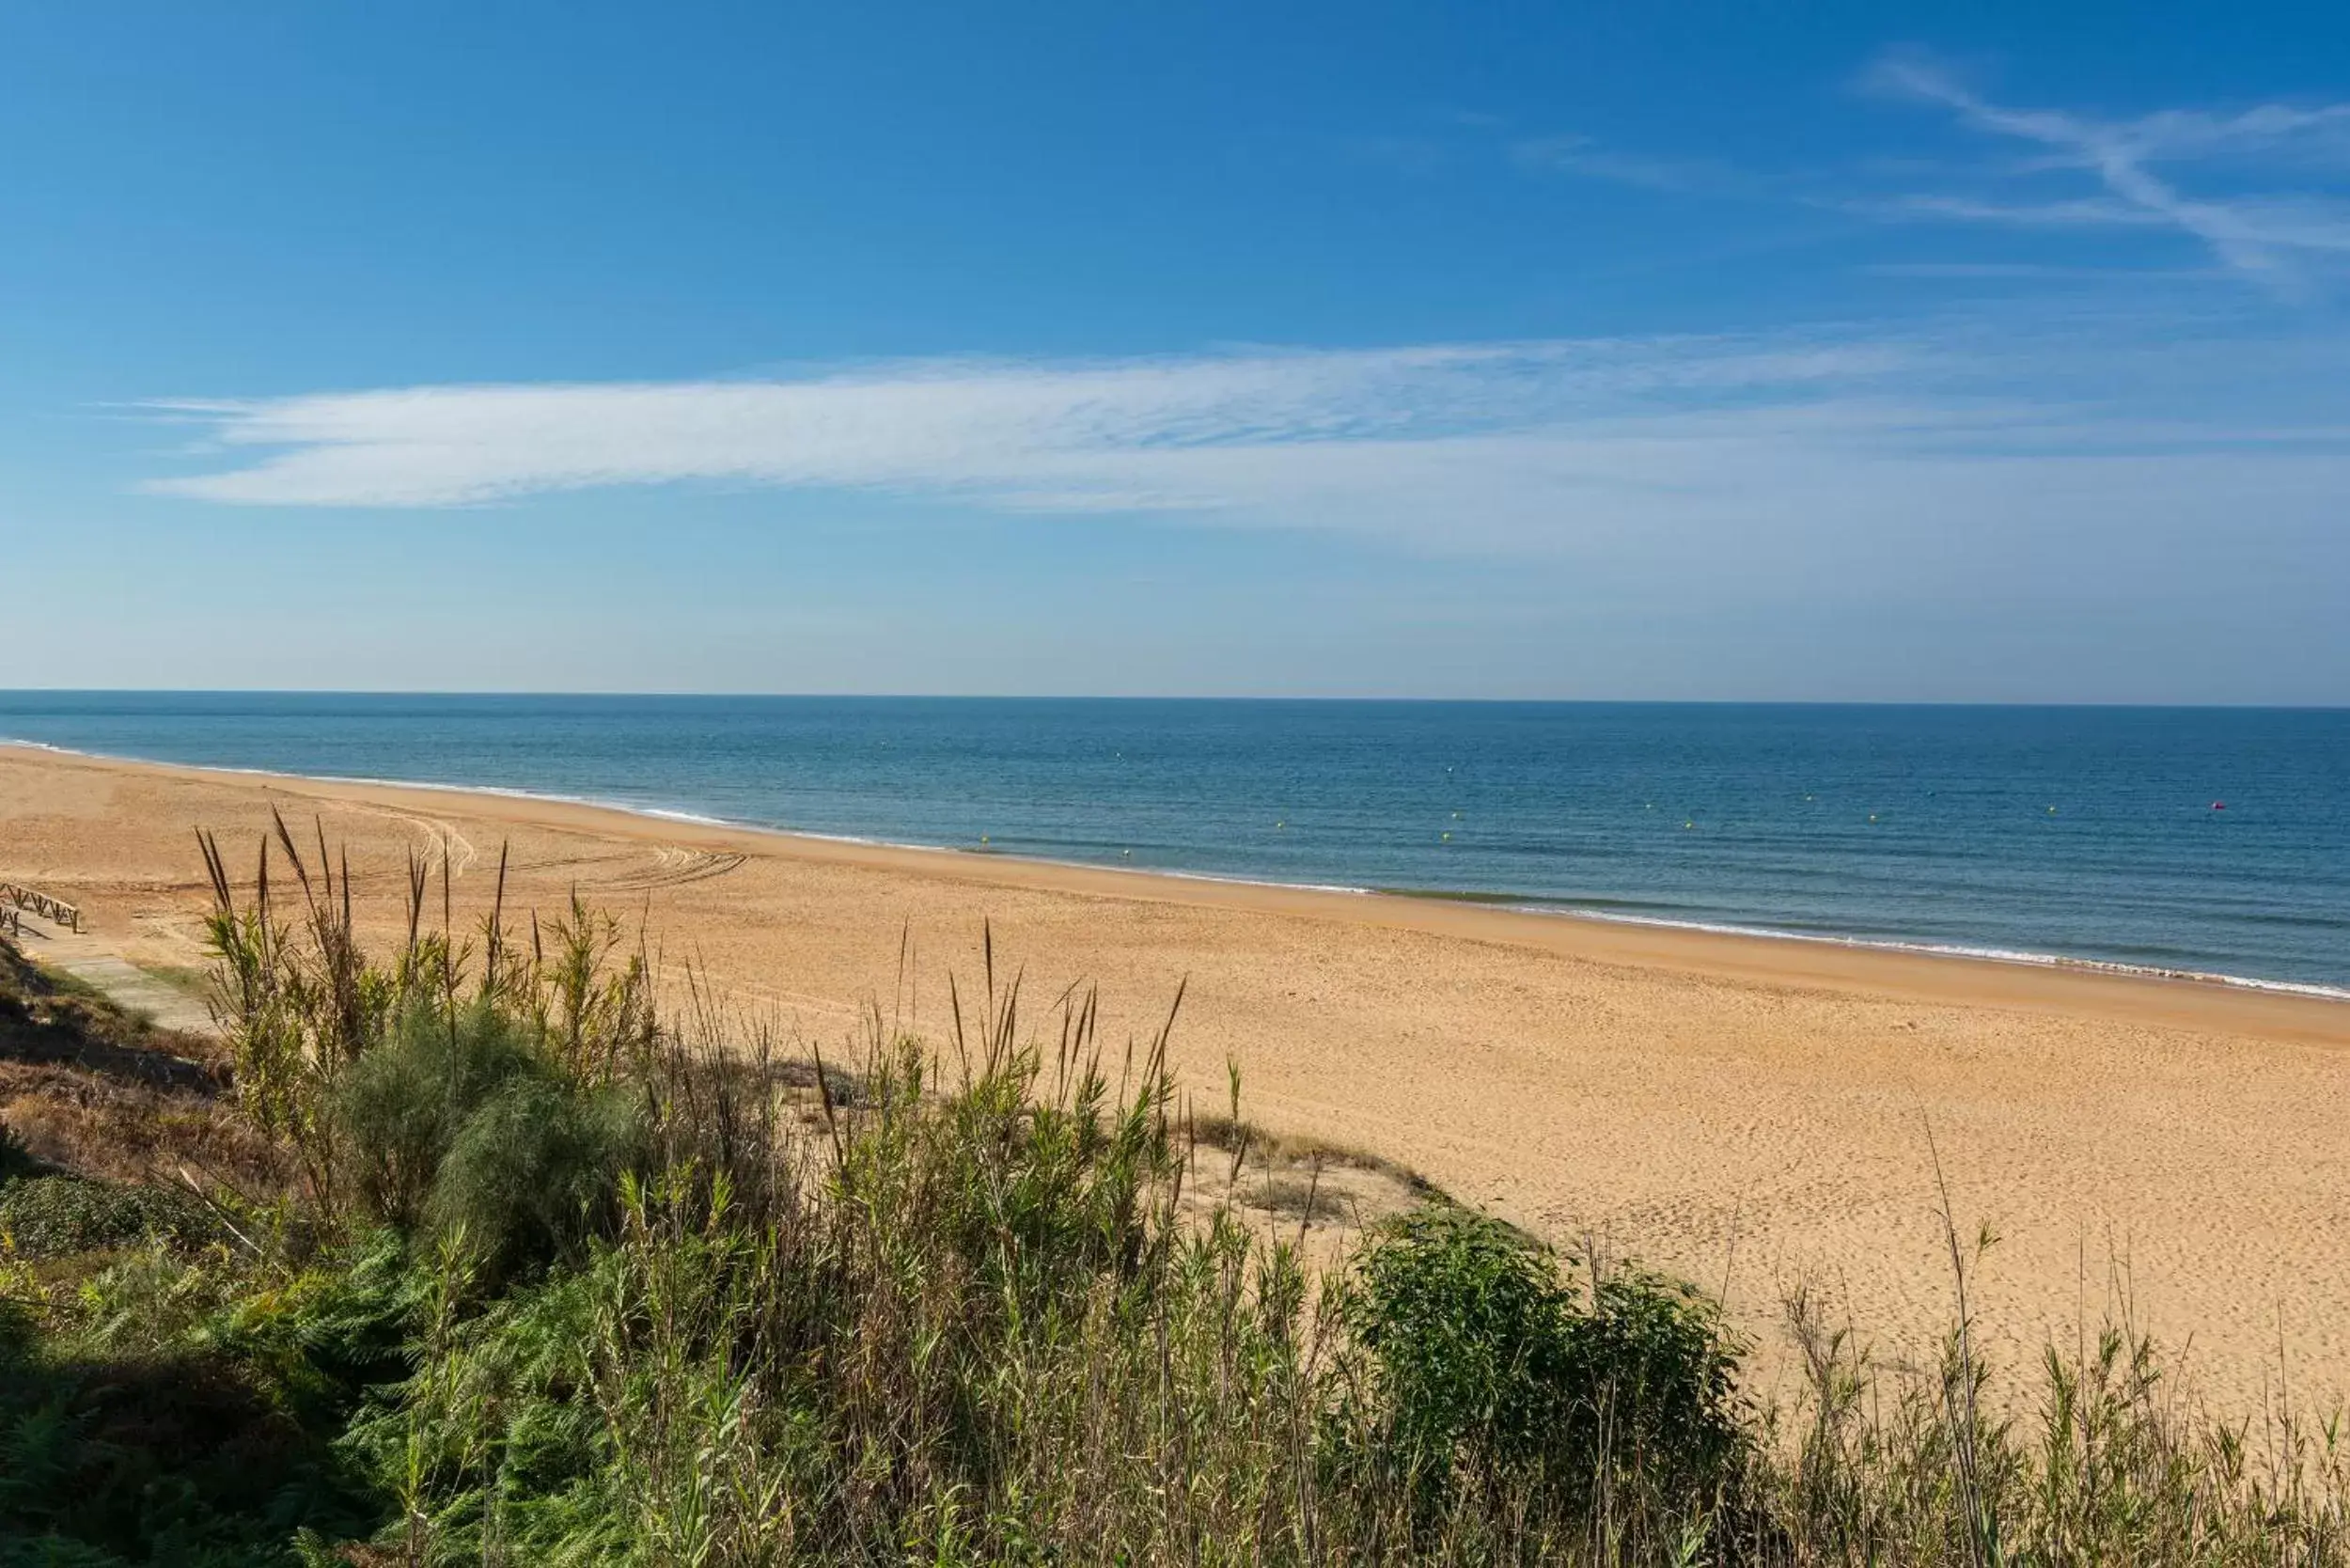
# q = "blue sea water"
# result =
<box><xmin>3</xmin><ymin>693</ymin><xmax>2345</xmax><ymax>995</ymax></box>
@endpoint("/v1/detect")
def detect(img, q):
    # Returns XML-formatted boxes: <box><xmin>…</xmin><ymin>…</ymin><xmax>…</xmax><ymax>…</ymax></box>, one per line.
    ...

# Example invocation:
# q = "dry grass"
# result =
<box><xmin>0</xmin><ymin>937</ymin><xmax>275</xmax><ymax>1194</ymax></box>
<box><xmin>1181</xmin><ymin>1110</ymin><xmax>1438</xmax><ymax>1268</ymax></box>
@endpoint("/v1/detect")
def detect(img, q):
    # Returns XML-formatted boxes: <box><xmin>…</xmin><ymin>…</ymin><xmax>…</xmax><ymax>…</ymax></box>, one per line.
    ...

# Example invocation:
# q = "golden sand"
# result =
<box><xmin>4</xmin><ymin>743</ymin><xmax>2345</xmax><ymax>1411</ymax></box>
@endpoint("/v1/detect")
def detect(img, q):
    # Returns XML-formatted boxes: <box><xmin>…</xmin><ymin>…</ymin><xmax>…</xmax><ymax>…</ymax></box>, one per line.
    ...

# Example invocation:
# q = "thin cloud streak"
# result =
<box><xmin>1868</xmin><ymin>55</ymin><xmax>2350</xmax><ymax>290</ymax></box>
<box><xmin>1496</xmin><ymin>61</ymin><xmax>2350</xmax><ymax>294</ymax></box>
<box><xmin>143</xmin><ymin>336</ymin><xmax>1910</xmax><ymax>515</ymax></box>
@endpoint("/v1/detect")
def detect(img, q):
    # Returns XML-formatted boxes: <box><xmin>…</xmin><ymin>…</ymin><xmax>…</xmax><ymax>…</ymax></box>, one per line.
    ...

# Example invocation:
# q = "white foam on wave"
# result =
<box><xmin>4</xmin><ymin>734</ymin><xmax>726</xmax><ymax>834</ymax></box>
<box><xmin>1501</xmin><ymin>903</ymin><xmax>2350</xmax><ymax>1002</ymax></box>
<box><xmin>636</xmin><ymin>807</ymin><xmax>742</xmax><ymax>828</ymax></box>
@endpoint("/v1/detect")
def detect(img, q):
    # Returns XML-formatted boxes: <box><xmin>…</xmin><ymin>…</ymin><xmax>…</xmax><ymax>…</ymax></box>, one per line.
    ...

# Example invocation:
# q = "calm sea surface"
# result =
<box><xmin>4</xmin><ymin>694</ymin><xmax>2345</xmax><ymax>994</ymax></box>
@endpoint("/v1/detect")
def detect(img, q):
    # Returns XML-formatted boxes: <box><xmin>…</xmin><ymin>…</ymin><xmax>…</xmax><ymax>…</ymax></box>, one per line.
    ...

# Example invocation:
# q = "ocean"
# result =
<box><xmin>3</xmin><ymin>693</ymin><xmax>2345</xmax><ymax>996</ymax></box>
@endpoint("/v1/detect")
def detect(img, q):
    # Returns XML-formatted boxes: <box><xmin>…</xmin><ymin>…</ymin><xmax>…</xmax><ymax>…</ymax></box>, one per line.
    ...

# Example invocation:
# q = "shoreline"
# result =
<box><xmin>9</xmin><ymin>736</ymin><xmax>2347</xmax><ymax>1019</ymax></box>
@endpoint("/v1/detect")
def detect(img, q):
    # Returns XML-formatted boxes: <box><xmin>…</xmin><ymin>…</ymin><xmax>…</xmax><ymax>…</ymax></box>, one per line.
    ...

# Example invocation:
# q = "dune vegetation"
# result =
<box><xmin>1</xmin><ymin>821</ymin><xmax>2344</xmax><ymax>1565</ymax></box>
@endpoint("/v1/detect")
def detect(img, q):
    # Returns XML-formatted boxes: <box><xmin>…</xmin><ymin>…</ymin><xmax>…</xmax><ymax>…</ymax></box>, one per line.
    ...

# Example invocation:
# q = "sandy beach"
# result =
<box><xmin>5</xmin><ymin>741</ymin><xmax>2346</xmax><ymax>1412</ymax></box>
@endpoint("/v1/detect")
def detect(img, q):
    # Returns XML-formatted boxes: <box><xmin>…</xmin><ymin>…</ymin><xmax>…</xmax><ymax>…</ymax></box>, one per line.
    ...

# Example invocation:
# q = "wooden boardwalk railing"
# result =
<box><xmin>0</xmin><ymin>883</ymin><xmax>80</xmax><ymax>933</ymax></box>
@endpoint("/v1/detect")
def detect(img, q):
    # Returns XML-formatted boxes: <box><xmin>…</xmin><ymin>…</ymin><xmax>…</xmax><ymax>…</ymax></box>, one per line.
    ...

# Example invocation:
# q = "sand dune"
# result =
<box><xmin>4</xmin><ymin>743</ymin><xmax>2346</xmax><ymax>1413</ymax></box>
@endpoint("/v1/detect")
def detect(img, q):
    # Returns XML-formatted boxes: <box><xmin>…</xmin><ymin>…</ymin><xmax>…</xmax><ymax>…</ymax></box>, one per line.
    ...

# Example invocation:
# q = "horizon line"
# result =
<box><xmin>5</xmin><ymin>688</ymin><xmax>2346</xmax><ymax>713</ymax></box>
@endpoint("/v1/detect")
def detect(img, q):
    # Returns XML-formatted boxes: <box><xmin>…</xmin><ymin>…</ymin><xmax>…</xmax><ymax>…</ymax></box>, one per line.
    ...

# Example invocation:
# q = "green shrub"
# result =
<box><xmin>329</xmin><ymin>1002</ymin><xmax>540</xmax><ymax>1231</ymax></box>
<box><xmin>0</xmin><ymin>1175</ymin><xmax>219</xmax><ymax>1260</ymax></box>
<box><xmin>1332</xmin><ymin>1205</ymin><xmax>1746</xmax><ymax>1525</ymax></box>
<box><xmin>331</xmin><ymin>1001</ymin><xmax>640</xmax><ymax>1281</ymax></box>
<box><xmin>1338</xmin><ymin>1207</ymin><xmax>1581</xmax><ymax>1482</ymax></box>
<box><xmin>422</xmin><ymin>1070</ymin><xmax>640</xmax><ymax>1279</ymax></box>
<box><xmin>1570</xmin><ymin>1265</ymin><xmax>1747</xmax><ymax>1499</ymax></box>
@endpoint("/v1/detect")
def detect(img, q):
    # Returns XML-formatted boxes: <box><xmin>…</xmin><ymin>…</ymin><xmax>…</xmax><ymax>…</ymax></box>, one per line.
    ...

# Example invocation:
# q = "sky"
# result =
<box><xmin>4</xmin><ymin>2</ymin><xmax>2347</xmax><ymax>702</ymax></box>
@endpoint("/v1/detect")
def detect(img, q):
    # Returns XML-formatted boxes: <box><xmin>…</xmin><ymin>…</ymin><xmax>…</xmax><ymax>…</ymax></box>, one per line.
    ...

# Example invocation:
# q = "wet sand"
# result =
<box><xmin>5</xmin><ymin>742</ymin><xmax>2346</xmax><ymax>1411</ymax></box>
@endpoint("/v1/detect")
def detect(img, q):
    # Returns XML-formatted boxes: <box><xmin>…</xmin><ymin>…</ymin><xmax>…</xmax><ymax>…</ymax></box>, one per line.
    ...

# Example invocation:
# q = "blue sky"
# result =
<box><xmin>5</xmin><ymin>3</ymin><xmax>2347</xmax><ymax>701</ymax></box>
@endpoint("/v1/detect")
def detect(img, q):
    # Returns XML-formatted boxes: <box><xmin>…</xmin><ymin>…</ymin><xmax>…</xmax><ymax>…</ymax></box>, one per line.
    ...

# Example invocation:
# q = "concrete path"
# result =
<box><xmin>8</xmin><ymin>913</ymin><xmax>215</xmax><ymax>1034</ymax></box>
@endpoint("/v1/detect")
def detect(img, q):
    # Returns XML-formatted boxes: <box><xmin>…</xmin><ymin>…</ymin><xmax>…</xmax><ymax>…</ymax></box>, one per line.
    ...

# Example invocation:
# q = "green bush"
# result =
<box><xmin>331</xmin><ymin>1002</ymin><xmax>640</xmax><ymax>1282</ymax></box>
<box><xmin>423</xmin><ymin>1071</ymin><xmax>640</xmax><ymax>1278</ymax></box>
<box><xmin>1333</xmin><ymin>1205</ymin><xmax>1746</xmax><ymax>1523</ymax></box>
<box><xmin>328</xmin><ymin>1003</ymin><xmax>540</xmax><ymax>1231</ymax></box>
<box><xmin>0</xmin><ymin>1175</ymin><xmax>219</xmax><ymax>1260</ymax></box>
<box><xmin>1338</xmin><ymin>1207</ymin><xmax>1581</xmax><ymax>1482</ymax></box>
<box><xmin>1569</xmin><ymin>1265</ymin><xmax>1747</xmax><ymax>1499</ymax></box>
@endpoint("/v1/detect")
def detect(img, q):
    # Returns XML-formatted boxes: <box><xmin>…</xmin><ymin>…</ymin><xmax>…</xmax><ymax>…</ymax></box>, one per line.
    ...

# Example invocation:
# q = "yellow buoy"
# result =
<box><xmin>1441</xmin><ymin>831</ymin><xmax>1451</xmax><ymax>841</ymax></box>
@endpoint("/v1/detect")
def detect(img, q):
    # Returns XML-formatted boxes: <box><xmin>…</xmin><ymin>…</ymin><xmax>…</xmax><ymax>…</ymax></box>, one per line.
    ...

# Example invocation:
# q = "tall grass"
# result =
<box><xmin>1</xmin><ymin>823</ymin><xmax>2342</xmax><ymax>1564</ymax></box>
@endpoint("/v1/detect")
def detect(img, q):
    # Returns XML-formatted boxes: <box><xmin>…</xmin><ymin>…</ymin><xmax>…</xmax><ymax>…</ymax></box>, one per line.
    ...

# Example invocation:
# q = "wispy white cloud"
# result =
<box><xmin>1866</xmin><ymin>55</ymin><xmax>2350</xmax><ymax>290</ymax></box>
<box><xmin>142</xmin><ymin>336</ymin><xmax>1905</xmax><ymax>517</ymax></box>
<box><xmin>139</xmin><ymin>321</ymin><xmax>2350</xmax><ymax>590</ymax></box>
<box><xmin>1492</xmin><ymin>60</ymin><xmax>2350</xmax><ymax>295</ymax></box>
